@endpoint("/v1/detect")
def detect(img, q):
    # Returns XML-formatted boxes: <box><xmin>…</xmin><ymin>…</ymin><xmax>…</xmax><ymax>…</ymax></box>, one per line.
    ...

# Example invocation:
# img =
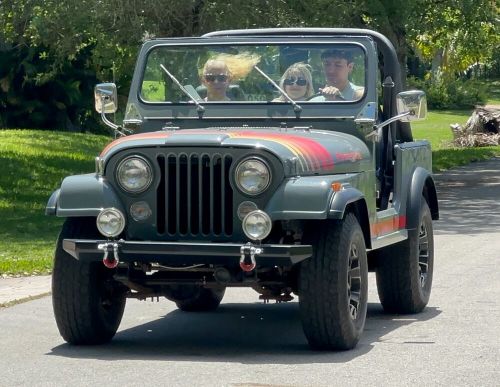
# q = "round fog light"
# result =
<box><xmin>242</xmin><ymin>210</ymin><xmax>272</xmax><ymax>241</ymax></box>
<box><xmin>130</xmin><ymin>201</ymin><xmax>152</xmax><ymax>221</ymax></box>
<box><xmin>97</xmin><ymin>208</ymin><xmax>125</xmax><ymax>237</ymax></box>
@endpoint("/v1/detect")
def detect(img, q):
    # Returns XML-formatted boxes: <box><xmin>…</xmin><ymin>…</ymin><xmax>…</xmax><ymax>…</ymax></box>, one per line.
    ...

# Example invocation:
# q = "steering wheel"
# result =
<box><xmin>305</xmin><ymin>92</ymin><xmax>324</xmax><ymax>101</ymax></box>
<box><xmin>306</xmin><ymin>92</ymin><xmax>345</xmax><ymax>102</ymax></box>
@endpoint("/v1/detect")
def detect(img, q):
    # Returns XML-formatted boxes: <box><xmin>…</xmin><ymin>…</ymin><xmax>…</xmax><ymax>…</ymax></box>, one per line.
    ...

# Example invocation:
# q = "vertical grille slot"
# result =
<box><xmin>224</xmin><ymin>155</ymin><xmax>233</xmax><ymax>235</ymax></box>
<box><xmin>178</xmin><ymin>154</ymin><xmax>188</xmax><ymax>235</ymax></box>
<box><xmin>157</xmin><ymin>151</ymin><xmax>233</xmax><ymax>237</ymax></box>
<box><xmin>190</xmin><ymin>154</ymin><xmax>199</xmax><ymax>234</ymax></box>
<box><xmin>212</xmin><ymin>155</ymin><xmax>222</xmax><ymax>235</ymax></box>
<box><xmin>167</xmin><ymin>154</ymin><xmax>177</xmax><ymax>235</ymax></box>
<box><xmin>156</xmin><ymin>155</ymin><xmax>166</xmax><ymax>234</ymax></box>
<box><xmin>201</xmin><ymin>154</ymin><xmax>211</xmax><ymax>235</ymax></box>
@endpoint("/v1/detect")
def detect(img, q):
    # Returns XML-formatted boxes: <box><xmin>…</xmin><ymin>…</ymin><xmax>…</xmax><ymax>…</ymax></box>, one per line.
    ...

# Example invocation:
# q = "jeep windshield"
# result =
<box><xmin>140</xmin><ymin>43</ymin><xmax>366</xmax><ymax>104</ymax></box>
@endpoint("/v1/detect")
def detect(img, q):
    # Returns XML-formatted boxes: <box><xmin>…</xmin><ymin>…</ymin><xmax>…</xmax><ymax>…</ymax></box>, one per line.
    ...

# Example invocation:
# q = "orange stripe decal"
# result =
<box><xmin>371</xmin><ymin>215</ymin><xmax>406</xmax><ymax>237</ymax></box>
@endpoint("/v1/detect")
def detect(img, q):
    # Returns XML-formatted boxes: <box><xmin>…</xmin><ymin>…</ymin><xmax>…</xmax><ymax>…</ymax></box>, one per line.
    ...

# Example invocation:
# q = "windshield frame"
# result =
<box><xmin>130</xmin><ymin>36</ymin><xmax>377</xmax><ymax>120</ymax></box>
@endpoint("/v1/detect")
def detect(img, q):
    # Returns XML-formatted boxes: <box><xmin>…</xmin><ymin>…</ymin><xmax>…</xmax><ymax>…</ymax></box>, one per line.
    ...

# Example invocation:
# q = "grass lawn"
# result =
<box><xmin>0</xmin><ymin>130</ymin><xmax>110</xmax><ymax>275</ymax></box>
<box><xmin>411</xmin><ymin>78</ymin><xmax>500</xmax><ymax>171</ymax></box>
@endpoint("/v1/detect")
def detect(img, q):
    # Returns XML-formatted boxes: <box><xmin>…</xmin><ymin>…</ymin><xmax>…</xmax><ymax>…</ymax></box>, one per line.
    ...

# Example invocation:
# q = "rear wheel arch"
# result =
<box><xmin>407</xmin><ymin>168</ymin><xmax>439</xmax><ymax>229</ymax></box>
<box><xmin>422</xmin><ymin>177</ymin><xmax>439</xmax><ymax>221</ymax></box>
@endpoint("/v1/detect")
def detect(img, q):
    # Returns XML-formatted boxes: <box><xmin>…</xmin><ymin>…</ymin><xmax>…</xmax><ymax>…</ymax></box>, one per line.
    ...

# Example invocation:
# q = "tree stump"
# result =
<box><xmin>450</xmin><ymin>106</ymin><xmax>500</xmax><ymax>147</ymax></box>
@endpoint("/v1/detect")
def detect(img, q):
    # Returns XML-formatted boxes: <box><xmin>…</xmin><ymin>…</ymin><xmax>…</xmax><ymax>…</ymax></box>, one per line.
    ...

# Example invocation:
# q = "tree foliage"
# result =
<box><xmin>0</xmin><ymin>0</ymin><xmax>498</xmax><ymax>130</ymax></box>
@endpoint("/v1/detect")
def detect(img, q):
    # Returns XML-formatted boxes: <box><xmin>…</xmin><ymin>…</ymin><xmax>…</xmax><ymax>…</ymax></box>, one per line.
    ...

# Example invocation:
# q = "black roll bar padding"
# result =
<box><xmin>379</xmin><ymin>76</ymin><xmax>395</xmax><ymax>210</ymax></box>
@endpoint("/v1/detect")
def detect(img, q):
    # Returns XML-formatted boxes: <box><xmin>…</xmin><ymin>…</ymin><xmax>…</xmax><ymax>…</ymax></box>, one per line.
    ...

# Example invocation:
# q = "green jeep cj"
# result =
<box><xmin>47</xmin><ymin>28</ymin><xmax>438</xmax><ymax>350</ymax></box>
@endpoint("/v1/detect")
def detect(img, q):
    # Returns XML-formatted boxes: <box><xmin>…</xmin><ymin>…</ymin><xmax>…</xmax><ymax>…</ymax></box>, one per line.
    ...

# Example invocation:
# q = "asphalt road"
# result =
<box><xmin>1</xmin><ymin>159</ymin><xmax>500</xmax><ymax>386</ymax></box>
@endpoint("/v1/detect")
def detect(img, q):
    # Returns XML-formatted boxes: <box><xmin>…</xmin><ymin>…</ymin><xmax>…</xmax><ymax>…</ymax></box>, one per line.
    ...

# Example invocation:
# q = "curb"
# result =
<box><xmin>0</xmin><ymin>275</ymin><xmax>52</xmax><ymax>308</ymax></box>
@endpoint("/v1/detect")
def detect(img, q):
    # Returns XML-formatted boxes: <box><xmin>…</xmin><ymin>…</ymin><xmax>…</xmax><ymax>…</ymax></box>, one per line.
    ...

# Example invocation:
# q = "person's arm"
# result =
<box><xmin>319</xmin><ymin>86</ymin><xmax>345</xmax><ymax>101</ymax></box>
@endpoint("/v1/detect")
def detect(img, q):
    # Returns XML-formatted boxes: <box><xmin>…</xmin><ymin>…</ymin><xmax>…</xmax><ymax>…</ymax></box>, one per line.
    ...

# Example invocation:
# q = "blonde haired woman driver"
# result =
<box><xmin>272</xmin><ymin>63</ymin><xmax>314</xmax><ymax>102</ymax></box>
<box><xmin>201</xmin><ymin>59</ymin><xmax>232</xmax><ymax>101</ymax></box>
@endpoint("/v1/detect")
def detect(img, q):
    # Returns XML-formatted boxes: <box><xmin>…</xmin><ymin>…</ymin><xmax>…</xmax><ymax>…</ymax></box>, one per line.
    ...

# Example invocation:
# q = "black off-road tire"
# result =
<box><xmin>175</xmin><ymin>287</ymin><xmax>225</xmax><ymax>312</ymax></box>
<box><xmin>375</xmin><ymin>199</ymin><xmax>434</xmax><ymax>313</ymax></box>
<box><xmin>52</xmin><ymin>218</ymin><xmax>126</xmax><ymax>345</ymax></box>
<box><xmin>299</xmin><ymin>213</ymin><xmax>368</xmax><ymax>350</ymax></box>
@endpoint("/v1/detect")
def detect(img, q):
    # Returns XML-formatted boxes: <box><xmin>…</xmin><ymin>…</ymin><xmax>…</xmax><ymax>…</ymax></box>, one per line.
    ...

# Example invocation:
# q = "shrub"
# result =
<box><xmin>407</xmin><ymin>76</ymin><xmax>487</xmax><ymax>109</ymax></box>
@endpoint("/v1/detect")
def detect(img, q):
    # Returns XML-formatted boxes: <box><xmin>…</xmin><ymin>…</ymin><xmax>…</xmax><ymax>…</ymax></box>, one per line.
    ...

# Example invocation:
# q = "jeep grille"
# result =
<box><xmin>156</xmin><ymin>153</ymin><xmax>233</xmax><ymax>237</ymax></box>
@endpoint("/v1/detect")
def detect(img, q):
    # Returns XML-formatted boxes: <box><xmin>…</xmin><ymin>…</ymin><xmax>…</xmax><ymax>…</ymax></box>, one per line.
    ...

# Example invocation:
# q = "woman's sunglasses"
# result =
<box><xmin>284</xmin><ymin>77</ymin><xmax>307</xmax><ymax>86</ymax></box>
<box><xmin>204</xmin><ymin>74</ymin><xmax>229</xmax><ymax>82</ymax></box>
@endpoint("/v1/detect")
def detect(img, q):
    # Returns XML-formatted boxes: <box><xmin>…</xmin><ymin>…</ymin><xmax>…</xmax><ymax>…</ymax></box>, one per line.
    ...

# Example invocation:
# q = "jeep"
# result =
<box><xmin>47</xmin><ymin>28</ymin><xmax>439</xmax><ymax>350</ymax></box>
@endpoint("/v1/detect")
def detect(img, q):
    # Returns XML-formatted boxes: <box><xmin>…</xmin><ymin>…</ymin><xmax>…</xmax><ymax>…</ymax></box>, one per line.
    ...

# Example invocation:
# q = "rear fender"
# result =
<box><xmin>407</xmin><ymin>167</ymin><xmax>439</xmax><ymax>229</ymax></box>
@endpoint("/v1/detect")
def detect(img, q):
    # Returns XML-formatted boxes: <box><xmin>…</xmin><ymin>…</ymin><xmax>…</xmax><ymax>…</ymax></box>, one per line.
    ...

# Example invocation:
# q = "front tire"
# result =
<box><xmin>52</xmin><ymin>218</ymin><xmax>126</xmax><ymax>345</ymax></box>
<box><xmin>299</xmin><ymin>214</ymin><xmax>368</xmax><ymax>350</ymax></box>
<box><xmin>375</xmin><ymin>199</ymin><xmax>434</xmax><ymax>313</ymax></box>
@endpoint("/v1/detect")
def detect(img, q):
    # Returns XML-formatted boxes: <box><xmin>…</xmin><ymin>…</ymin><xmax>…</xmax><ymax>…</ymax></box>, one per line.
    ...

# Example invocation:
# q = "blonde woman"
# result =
<box><xmin>201</xmin><ymin>59</ymin><xmax>232</xmax><ymax>101</ymax></box>
<box><xmin>272</xmin><ymin>63</ymin><xmax>314</xmax><ymax>102</ymax></box>
<box><xmin>200</xmin><ymin>53</ymin><xmax>260</xmax><ymax>101</ymax></box>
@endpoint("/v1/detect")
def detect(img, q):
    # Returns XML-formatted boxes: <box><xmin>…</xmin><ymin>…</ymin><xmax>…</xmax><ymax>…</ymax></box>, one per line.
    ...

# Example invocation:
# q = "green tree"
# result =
<box><xmin>0</xmin><ymin>0</ymin><xmax>498</xmax><ymax>130</ymax></box>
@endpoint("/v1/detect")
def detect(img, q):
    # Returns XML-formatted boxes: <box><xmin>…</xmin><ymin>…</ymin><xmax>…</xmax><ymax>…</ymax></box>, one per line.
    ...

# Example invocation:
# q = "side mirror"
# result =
<box><xmin>94</xmin><ymin>83</ymin><xmax>118</xmax><ymax>114</ymax></box>
<box><xmin>396</xmin><ymin>90</ymin><xmax>427</xmax><ymax>121</ymax></box>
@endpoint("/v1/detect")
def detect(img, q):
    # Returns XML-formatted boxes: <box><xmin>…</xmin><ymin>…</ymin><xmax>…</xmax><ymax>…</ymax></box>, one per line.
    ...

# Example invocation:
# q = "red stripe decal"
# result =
<box><xmin>371</xmin><ymin>215</ymin><xmax>406</xmax><ymax>237</ymax></box>
<box><xmin>230</xmin><ymin>131</ymin><xmax>334</xmax><ymax>171</ymax></box>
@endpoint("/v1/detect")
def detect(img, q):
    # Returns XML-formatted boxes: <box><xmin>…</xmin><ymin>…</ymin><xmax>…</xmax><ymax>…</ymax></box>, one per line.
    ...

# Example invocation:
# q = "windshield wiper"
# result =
<box><xmin>159</xmin><ymin>64</ymin><xmax>205</xmax><ymax>118</ymax></box>
<box><xmin>253</xmin><ymin>65</ymin><xmax>302</xmax><ymax>119</ymax></box>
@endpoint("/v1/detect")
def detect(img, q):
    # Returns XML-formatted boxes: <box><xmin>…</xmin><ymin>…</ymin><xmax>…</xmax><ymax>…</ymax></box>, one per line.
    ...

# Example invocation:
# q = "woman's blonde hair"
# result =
<box><xmin>202</xmin><ymin>59</ymin><xmax>231</xmax><ymax>78</ymax></box>
<box><xmin>277</xmin><ymin>63</ymin><xmax>314</xmax><ymax>101</ymax></box>
<box><xmin>201</xmin><ymin>53</ymin><xmax>261</xmax><ymax>80</ymax></box>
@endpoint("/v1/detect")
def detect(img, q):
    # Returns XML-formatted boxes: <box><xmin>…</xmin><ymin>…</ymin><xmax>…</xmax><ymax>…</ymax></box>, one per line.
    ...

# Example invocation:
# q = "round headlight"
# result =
<box><xmin>97</xmin><ymin>208</ymin><xmax>125</xmax><ymax>237</ymax></box>
<box><xmin>235</xmin><ymin>158</ymin><xmax>271</xmax><ymax>196</ymax></box>
<box><xmin>116</xmin><ymin>156</ymin><xmax>153</xmax><ymax>193</ymax></box>
<box><xmin>242</xmin><ymin>210</ymin><xmax>272</xmax><ymax>241</ymax></box>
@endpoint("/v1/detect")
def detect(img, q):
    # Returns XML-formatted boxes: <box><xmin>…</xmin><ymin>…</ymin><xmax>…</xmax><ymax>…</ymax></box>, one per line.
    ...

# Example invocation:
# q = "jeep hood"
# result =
<box><xmin>100</xmin><ymin>128</ymin><xmax>371</xmax><ymax>175</ymax></box>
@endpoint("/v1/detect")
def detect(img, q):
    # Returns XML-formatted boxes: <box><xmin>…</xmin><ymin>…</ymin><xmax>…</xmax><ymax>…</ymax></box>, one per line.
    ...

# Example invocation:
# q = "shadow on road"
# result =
<box><xmin>433</xmin><ymin>158</ymin><xmax>500</xmax><ymax>235</ymax></box>
<box><xmin>49</xmin><ymin>301</ymin><xmax>441</xmax><ymax>364</ymax></box>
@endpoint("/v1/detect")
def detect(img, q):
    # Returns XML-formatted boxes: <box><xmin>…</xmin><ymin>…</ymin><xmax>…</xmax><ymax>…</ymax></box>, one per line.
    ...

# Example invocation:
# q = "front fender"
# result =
<box><xmin>328</xmin><ymin>187</ymin><xmax>365</xmax><ymax>219</ymax></box>
<box><xmin>46</xmin><ymin>173</ymin><xmax>125</xmax><ymax>217</ymax></box>
<box><xmin>265</xmin><ymin>175</ymin><xmax>356</xmax><ymax>220</ymax></box>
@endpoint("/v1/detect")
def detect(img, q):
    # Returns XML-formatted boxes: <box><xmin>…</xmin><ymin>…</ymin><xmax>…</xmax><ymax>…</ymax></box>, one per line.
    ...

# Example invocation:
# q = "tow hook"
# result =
<box><xmin>98</xmin><ymin>242</ymin><xmax>120</xmax><ymax>269</ymax></box>
<box><xmin>239</xmin><ymin>243</ymin><xmax>262</xmax><ymax>272</ymax></box>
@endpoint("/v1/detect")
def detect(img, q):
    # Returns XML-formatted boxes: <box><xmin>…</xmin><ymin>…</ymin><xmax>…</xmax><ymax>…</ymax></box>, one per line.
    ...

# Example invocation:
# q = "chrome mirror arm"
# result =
<box><xmin>100</xmin><ymin>96</ymin><xmax>129</xmax><ymax>137</ymax></box>
<box><xmin>375</xmin><ymin>111</ymin><xmax>411</xmax><ymax>131</ymax></box>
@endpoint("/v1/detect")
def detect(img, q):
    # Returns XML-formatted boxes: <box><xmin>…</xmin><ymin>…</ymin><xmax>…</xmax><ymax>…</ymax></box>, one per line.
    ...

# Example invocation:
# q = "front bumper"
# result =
<box><xmin>63</xmin><ymin>239</ymin><xmax>312</xmax><ymax>267</ymax></box>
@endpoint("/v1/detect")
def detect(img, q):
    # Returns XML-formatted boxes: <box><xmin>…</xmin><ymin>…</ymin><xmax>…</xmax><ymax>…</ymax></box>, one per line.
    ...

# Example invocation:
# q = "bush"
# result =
<box><xmin>407</xmin><ymin>76</ymin><xmax>488</xmax><ymax>109</ymax></box>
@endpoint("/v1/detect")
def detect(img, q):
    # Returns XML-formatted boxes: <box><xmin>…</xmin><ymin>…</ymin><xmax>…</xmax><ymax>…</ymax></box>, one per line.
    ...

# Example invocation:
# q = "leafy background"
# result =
<box><xmin>0</xmin><ymin>0</ymin><xmax>498</xmax><ymax>132</ymax></box>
